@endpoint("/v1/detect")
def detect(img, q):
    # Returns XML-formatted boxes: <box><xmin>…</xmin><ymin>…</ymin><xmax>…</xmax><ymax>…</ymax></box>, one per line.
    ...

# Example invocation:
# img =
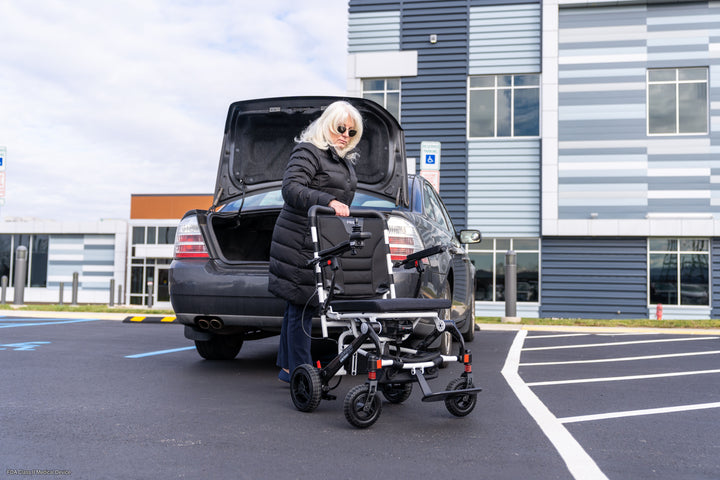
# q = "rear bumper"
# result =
<box><xmin>170</xmin><ymin>258</ymin><xmax>442</xmax><ymax>334</ymax></box>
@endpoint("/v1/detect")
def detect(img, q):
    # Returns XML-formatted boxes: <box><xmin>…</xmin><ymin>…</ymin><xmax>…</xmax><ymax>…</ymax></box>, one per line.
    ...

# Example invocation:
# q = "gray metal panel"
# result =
<box><xmin>540</xmin><ymin>237</ymin><xmax>649</xmax><ymax>319</ymax></box>
<box><xmin>469</xmin><ymin>3</ymin><xmax>541</xmax><ymax>74</ymax></box>
<box><xmin>348</xmin><ymin>10</ymin><xmax>401</xmax><ymax>52</ymax></box>
<box><xmin>467</xmin><ymin>140</ymin><xmax>540</xmax><ymax>236</ymax></box>
<box><xmin>557</xmin><ymin>1</ymin><xmax>720</xmax><ymax>221</ymax></box>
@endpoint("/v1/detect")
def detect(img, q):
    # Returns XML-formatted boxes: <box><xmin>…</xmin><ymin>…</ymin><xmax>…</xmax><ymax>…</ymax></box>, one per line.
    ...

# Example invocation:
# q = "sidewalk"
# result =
<box><xmin>3</xmin><ymin>309</ymin><xmax>719</xmax><ymax>335</ymax></box>
<box><xmin>479</xmin><ymin>322</ymin><xmax>720</xmax><ymax>336</ymax></box>
<box><xmin>0</xmin><ymin>309</ymin><xmax>148</xmax><ymax>321</ymax></box>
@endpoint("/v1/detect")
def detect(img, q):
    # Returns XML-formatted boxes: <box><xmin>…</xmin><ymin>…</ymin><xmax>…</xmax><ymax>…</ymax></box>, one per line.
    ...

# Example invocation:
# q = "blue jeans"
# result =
<box><xmin>276</xmin><ymin>302</ymin><xmax>317</xmax><ymax>373</ymax></box>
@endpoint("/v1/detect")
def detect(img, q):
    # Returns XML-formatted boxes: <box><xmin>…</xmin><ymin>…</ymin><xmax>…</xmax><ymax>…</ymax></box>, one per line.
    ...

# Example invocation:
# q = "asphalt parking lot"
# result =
<box><xmin>1</xmin><ymin>313</ymin><xmax>718</xmax><ymax>480</ymax></box>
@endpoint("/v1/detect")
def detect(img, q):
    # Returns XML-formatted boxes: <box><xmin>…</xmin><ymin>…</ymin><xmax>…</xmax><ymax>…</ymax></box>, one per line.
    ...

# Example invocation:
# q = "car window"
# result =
<box><xmin>422</xmin><ymin>183</ymin><xmax>450</xmax><ymax>231</ymax></box>
<box><xmin>351</xmin><ymin>192</ymin><xmax>396</xmax><ymax>210</ymax></box>
<box><xmin>219</xmin><ymin>190</ymin><xmax>396</xmax><ymax>212</ymax></box>
<box><xmin>219</xmin><ymin>190</ymin><xmax>284</xmax><ymax>212</ymax></box>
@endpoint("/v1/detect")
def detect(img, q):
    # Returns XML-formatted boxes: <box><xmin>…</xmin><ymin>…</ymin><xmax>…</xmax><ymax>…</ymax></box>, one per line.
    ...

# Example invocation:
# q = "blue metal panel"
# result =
<box><xmin>400</xmin><ymin>0</ymin><xmax>469</xmax><ymax>228</ymax></box>
<box><xmin>540</xmin><ymin>237</ymin><xmax>649</xmax><ymax>319</ymax></box>
<box><xmin>712</xmin><ymin>238</ymin><xmax>720</xmax><ymax>318</ymax></box>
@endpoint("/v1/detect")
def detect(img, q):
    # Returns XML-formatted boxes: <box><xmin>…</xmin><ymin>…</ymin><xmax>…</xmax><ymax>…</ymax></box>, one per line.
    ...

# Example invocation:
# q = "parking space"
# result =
<box><xmin>0</xmin><ymin>316</ymin><xmax>574</xmax><ymax>480</ymax></box>
<box><xmin>3</xmin><ymin>315</ymin><xmax>719</xmax><ymax>479</ymax></box>
<box><xmin>503</xmin><ymin>329</ymin><xmax>720</xmax><ymax>480</ymax></box>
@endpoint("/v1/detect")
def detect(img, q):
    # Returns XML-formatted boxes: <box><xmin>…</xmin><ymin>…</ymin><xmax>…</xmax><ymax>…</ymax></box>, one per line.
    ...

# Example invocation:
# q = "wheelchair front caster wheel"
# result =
<box><xmin>444</xmin><ymin>377</ymin><xmax>477</xmax><ymax>417</ymax></box>
<box><xmin>344</xmin><ymin>384</ymin><xmax>382</xmax><ymax>428</ymax></box>
<box><xmin>291</xmin><ymin>364</ymin><xmax>322</xmax><ymax>412</ymax></box>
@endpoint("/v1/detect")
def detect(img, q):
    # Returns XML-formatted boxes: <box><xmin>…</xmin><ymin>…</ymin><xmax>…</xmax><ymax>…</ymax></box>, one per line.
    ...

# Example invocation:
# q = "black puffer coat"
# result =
<box><xmin>268</xmin><ymin>142</ymin><xmax>357</xmax><ymax>306</ymax></box>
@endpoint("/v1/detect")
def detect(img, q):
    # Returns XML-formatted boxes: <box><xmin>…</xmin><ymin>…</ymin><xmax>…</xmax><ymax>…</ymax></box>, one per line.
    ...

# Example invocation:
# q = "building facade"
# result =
<box><xmin>127</xmin><ymin>194</ymin><xmax>212</xmax><ymax>309</ymax></box>
<box><xmin>0</xmin><ymin>219</ymin><xmax>127</xmax><ymax>304</ymax></box>
<box><xmin>347</xmin><ymin>0</ymin><xmax>720</xmax><ymax>320</ymax></box>
<box><xmin>0</xmin><ymin>194</ymin><xmax>211</xmax><ymax>307</ymax></box>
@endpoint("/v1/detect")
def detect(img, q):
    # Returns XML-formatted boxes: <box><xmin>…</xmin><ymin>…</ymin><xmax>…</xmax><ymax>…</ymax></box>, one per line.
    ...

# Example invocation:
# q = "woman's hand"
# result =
<box><xmin>328</xmin><ymin>200</ymin><xmax>350</xmax><ymax>217</ymax></box>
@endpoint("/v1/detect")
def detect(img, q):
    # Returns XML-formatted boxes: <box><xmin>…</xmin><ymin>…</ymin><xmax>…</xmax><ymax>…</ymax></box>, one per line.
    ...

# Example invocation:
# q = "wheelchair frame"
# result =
<box><xmin>289</xmin><ymin>206</ymin><xmax>481</xmax><ymax>428</ymax></box>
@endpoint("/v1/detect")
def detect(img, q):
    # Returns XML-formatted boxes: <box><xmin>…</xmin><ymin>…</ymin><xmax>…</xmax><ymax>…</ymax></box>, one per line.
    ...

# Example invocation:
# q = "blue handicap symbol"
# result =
<box><xmin>0</xmin><ymin>341</ymin><xmax>51</xmax><ymax>351</ymax></box>
<box><xmin>425</xmin><ymin>154</ymin><xmax>436</xmax><ymax>164</ymax></box>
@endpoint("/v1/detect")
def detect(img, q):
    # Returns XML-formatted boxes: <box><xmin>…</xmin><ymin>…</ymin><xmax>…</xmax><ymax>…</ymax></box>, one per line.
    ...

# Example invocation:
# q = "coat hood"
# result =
<box><xmin>212</xmin><ymin>96</ymin><xmax>408</xmax><ymax>209</ymax></box>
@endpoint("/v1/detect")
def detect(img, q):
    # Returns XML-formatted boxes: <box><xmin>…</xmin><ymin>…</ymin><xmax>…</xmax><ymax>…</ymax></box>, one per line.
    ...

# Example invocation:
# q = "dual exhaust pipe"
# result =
<box><xmin>196</xmin><ymin>317</ymin><xmax>224</xmax><ymax>330</ymax></box>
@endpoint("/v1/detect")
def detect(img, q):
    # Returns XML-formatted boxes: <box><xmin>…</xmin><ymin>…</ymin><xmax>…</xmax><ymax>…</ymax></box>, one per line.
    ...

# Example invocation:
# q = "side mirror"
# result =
<box><xmin>459</xmin><ymin>229</ymin><xmax>481</xmax><ymax>244</ymax></box>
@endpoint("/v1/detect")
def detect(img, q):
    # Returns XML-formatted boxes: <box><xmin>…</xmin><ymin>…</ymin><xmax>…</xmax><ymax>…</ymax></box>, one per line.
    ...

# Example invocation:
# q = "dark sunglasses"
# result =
<box><xmin>336</xmin><ymin>125</ymin><xmax>357</xmax><ymax>137</ymax></box>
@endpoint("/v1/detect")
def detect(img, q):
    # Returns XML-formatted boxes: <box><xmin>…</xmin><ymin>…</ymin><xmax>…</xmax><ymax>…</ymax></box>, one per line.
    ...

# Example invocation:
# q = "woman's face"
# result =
<box><xmin>328</xmin><ymin>114</ymin><xmax>357</xmax><ymax>152</ymax></box>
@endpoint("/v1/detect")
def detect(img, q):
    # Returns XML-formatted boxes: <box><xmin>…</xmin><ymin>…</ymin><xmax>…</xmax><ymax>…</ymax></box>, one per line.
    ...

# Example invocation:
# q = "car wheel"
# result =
<box><xmin>439</xmin><ymin>279</ymin><xmax>452</xmax><ymax>367</ymax></box>
<box><xmin>462</xmin><ymin>295</ymin><xmax>476</xmax><ymax>343</ymax></box>
<box><xmin>194</xmin><ymin>335</ymin><xmax>243</xmax><ymax>360</ymax></box>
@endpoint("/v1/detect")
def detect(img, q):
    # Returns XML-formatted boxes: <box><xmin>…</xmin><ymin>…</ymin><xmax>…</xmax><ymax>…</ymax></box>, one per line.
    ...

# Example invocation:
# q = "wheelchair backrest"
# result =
<box><xmin>313</xmin><ymin>211</ymin><xmax>394</xmax><ymax>301</ymax></box>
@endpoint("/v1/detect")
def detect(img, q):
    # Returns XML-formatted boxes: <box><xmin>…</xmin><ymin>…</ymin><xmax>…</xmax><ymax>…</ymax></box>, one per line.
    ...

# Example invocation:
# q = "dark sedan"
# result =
<box><xmin>169</xmin><ymin>97</ymin><xmax>481</xmax><ymax>360</ymax></box>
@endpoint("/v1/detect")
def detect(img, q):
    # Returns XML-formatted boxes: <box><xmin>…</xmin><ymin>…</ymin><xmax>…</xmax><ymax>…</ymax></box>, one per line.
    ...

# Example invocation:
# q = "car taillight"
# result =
<box><xmin>174</xmin><ymin>216</ymin><xmax>209</xmax><ymax>259</ymax></box>
<box><xmin>387</xmin><ymin>216</ymin><xmax>423</xmax><ymax>262</ymax></box>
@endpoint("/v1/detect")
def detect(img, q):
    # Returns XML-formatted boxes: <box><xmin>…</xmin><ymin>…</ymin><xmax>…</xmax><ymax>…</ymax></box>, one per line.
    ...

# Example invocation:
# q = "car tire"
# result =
<box><xmin>462</xmin><ymin>296</ymin><xmax>476</xmax><ymax>343</ymax></box>
<box><xmin>194</xmin><ymin>335</ymin><xmax>243</xmax><ymax>360</ymax></box>
<box><xmin>438</xmin><ymin>279</ymin><xmax>453</xmax><ymax>367</ymax></box>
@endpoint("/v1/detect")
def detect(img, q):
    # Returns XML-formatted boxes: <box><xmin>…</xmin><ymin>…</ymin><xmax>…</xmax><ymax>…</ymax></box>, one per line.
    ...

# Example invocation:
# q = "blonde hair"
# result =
<box><xmin>296</xmin><ymin>100</ymin><xmax>363</xmax><ymax>158</ymax></box>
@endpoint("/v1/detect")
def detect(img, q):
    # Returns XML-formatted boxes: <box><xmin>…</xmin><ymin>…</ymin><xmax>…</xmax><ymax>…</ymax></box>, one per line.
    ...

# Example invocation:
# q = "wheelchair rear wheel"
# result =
<box><xmin>344</xmin><ymin>384</ymin><xmax>382</xmax><ymax>428</ymax></box>
<box><xmin>444</xmin><ymin>377</ymin><xmax>477</xmax><ymax>417</ymax></box>
<box><xmin>291</xmin><ymin>364</ymin><xmax>322</xmax><ymax>412</ymax></box>
<box><xmin>381</xmin><ymin>382</ymin><xmax>413</xmax><ymax>404</ymax></box>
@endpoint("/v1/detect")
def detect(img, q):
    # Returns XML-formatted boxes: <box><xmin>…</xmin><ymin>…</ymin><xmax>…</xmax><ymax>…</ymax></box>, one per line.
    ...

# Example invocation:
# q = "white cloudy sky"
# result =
<box><xmin>0</xmin><ymin>0</ymin><xmax>349</xmax><ymax>222</ymax></box>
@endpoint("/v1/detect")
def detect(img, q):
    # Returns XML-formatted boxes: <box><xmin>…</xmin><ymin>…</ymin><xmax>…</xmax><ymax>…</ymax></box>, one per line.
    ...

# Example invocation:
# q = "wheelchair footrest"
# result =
<box><xmin>420</xmin><ymin>386</ymin><xmax>483</xmax><ymax>403</ymax></box>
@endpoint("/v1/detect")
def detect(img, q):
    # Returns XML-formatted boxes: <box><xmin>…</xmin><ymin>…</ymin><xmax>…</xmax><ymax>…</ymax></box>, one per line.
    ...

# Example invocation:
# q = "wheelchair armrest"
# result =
<box><xmin>394</xmin><ymin>244</ymin><xmax>447</xmax><ymax>269</ymax></box>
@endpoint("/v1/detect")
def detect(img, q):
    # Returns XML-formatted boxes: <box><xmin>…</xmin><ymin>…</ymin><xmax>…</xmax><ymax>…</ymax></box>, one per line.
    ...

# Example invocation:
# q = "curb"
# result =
<box><xmin>478</xmin><ymin>323</ymin><xmax>720</xmax><ymax>336</ymax></box>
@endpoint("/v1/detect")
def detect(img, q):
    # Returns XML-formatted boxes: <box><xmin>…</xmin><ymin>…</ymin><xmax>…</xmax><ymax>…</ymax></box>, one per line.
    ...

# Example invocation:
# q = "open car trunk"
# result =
<box><xmin>208</xmin><ymin>210</ymin><xmax>280</xmax><ymax>262</ymax></box>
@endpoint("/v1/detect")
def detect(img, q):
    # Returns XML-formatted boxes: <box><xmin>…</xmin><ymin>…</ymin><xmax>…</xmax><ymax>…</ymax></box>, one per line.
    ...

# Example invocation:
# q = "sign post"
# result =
<box><xmin>419</xmin><ymin>141</ymin><xmax>441</xmax><ymax>192</ymax></box>
<box><xmin>0</xmin><ymin>146</ymin><xmax>6</xmax><ymax>207</ymax></box>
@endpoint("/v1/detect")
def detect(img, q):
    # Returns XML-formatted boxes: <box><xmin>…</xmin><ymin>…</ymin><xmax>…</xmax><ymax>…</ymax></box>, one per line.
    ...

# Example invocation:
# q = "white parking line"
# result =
<box><xmin>526</xmin><ymin>333</ymin><xmax>590</xmax><ymax>339</ymax></box>
<box><xmin>502</xmin><ymin>330</ymin><xmax>609</xmax><ymax>480</ymax></box>
<box><xmin>523</xmin><ymin>336</ymin><xmax>719</xmax><ymax>351</ymax></box>
<box><xmin>520</xmin><ymin>349</ymin><xmax>720</xmax><ymax>366</ymax></box>
<box><xmin>526</xmin><ymin>369</ymin><xmax>720</xmax><ymax>386</ymax></box>
<box><xmin>559</xmin><ymin>402</ymin><xmax>720</xmax><ymax>424</ymax></box>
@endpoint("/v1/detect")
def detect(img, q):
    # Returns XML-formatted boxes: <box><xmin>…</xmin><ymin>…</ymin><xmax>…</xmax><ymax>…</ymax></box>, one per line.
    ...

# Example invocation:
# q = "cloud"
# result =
<box><xmin>0</xmin><ymin>0</ymin><xmax>349</xmax><ymax>221</ymax></box>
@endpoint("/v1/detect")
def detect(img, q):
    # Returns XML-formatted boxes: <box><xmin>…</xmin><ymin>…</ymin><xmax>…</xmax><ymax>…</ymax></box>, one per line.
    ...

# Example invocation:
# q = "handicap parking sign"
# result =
<box><xmin>420</xmin><ymin>141</ymin><xmax>441</xmax><ymax>170</ymax></box>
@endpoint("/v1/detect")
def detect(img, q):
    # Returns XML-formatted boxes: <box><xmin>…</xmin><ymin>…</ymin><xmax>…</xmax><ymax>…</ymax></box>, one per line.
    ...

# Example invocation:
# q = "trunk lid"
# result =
<box><xmin>212</xmin><ymin>96</ymin><xmax>408</xmax><ymax>209</ymax></box>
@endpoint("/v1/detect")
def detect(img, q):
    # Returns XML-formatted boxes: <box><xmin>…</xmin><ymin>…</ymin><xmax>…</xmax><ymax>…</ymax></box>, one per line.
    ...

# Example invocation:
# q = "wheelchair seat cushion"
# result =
<box><xmin>329</xmin><ymin>297</ymin><xmax>451</xmax><ymax>313</ymax></box>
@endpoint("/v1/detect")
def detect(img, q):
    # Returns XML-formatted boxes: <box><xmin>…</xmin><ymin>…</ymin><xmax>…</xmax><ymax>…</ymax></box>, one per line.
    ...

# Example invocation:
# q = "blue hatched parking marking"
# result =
<box><xmin>0</xmin><ymin>341</ymin><xmax>51</xmax><ymax>351</ymax></box>
<box><xmin>0</xmin><ymin>318</ymin><xmax>102</xmax><ymax>328</ymax></box>
<box><xmin>125</xmin><ymin>346</ymin><xmax>196</xmax><ymax>358</ymax></box>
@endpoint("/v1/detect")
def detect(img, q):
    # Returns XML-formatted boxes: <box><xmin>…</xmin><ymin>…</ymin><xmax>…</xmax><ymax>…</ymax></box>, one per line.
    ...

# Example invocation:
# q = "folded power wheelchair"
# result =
<box><xmin>289</xmin><ymin>206</ymin><xmax>481</xmax><ymax>428</ymax></box>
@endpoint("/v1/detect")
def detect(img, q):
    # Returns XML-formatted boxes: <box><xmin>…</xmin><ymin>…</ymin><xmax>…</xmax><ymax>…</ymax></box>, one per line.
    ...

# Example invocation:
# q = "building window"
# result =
<box><xmin>132</xmin><ymin>225</ymin><xmax>176</xmax><ymax>245</ymax></box>
<box><xmin>649</xmin><ymin>238</ymin><xmax>709</xmax><ymax>306</ymax></box>
<box><xmin>468</xmin><ymin>74</ymin><xmax>540</xmax><ymax>138</ymax></box>
<box><xmin>0</xmin><ymin>234</ymin><xmax>48</xmax><ymax>288</ymax></box>
<box><xmin>647</xmin><ymin>67</ymin><xmax>707</xmax><ymax>135</ymax></box>
<box><xmin>362</xmin><ymin>78</ymin><xmax>400</xmax><ymax>120</ymax></box>
<box><xmin>468</xmin><ymin>238</ymin><xmax>539</xmax><ymax>302</ymax></box>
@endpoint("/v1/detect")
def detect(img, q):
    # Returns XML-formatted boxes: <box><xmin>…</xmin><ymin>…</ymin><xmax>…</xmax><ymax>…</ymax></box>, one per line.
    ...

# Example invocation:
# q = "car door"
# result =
<box><xmin>421</xmin><ymin>181</ymin><xmax>474</xmax><ymax>309</ymax></box>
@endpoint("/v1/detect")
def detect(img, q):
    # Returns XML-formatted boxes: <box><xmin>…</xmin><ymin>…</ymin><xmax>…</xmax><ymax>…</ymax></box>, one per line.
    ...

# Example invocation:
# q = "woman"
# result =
<box><xmin>268</xmin><ymin>100</ymin><xmax>364</xmax><ymax>383</ymax></box>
